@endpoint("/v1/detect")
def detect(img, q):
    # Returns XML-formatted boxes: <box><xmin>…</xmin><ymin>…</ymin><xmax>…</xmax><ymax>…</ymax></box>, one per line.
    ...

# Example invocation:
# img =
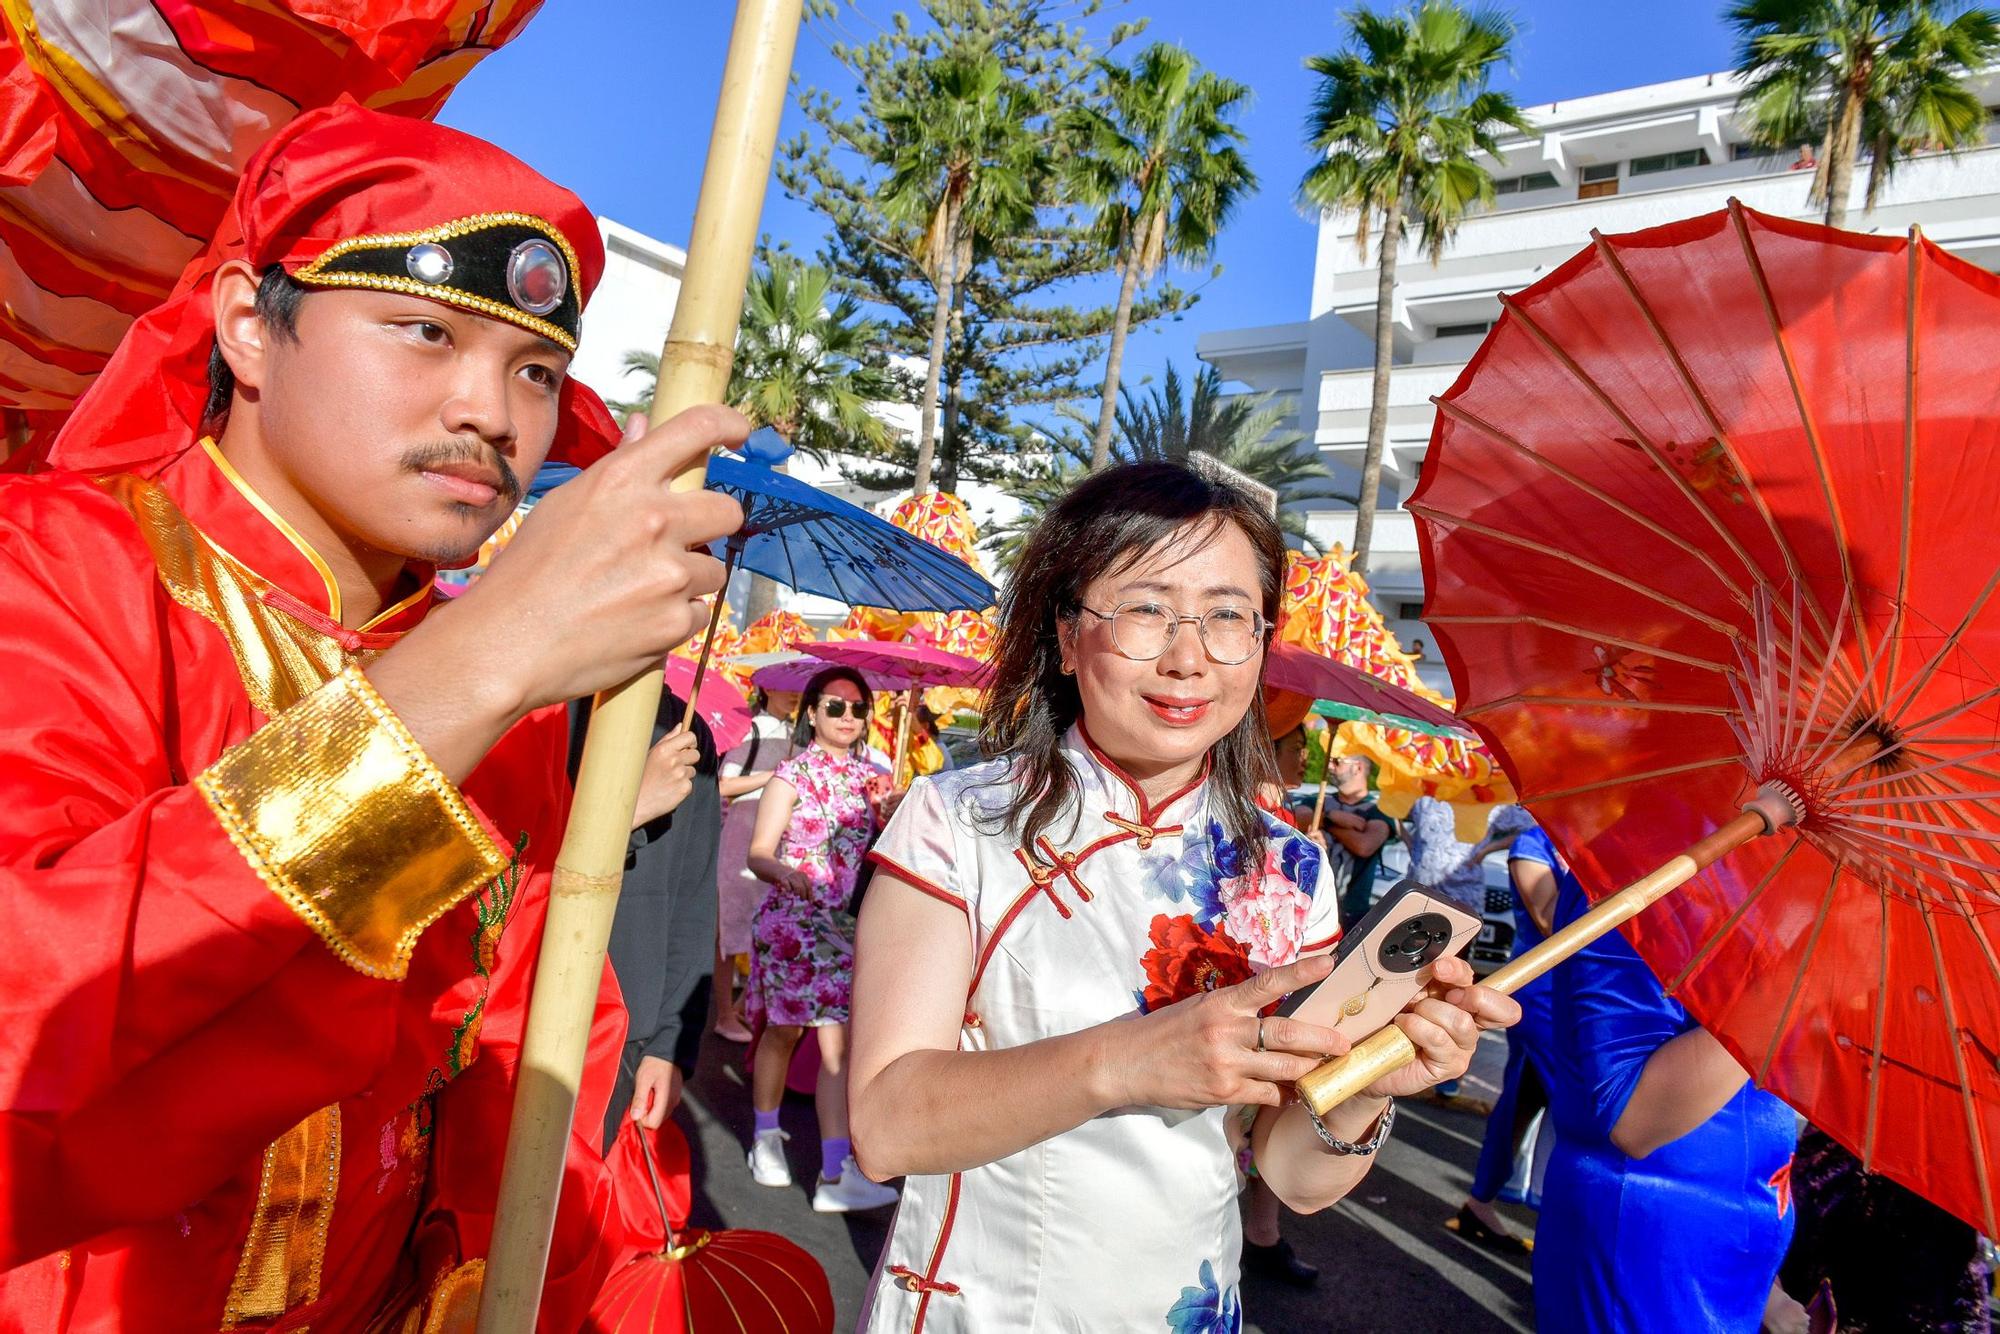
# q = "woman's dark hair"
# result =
<box><xmin>201</xmin><ymin>266</ymin><xmax>309</xmax><ymax>435</ymax></box>
<box><xmin>795</xmin><ymin>666</ymin><xmax>873</xmax><ymax>749</ymax></box>
<box><xmin>980</xmin><ymin>459</ymin><xmax>1286</xmax><ymax>861</ymax></box>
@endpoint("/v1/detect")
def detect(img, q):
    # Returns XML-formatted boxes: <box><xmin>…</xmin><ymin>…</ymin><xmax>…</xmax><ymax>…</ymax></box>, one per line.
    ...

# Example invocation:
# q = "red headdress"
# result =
<box><xmin>46</xmin><ymin>103</ymin><xmax>619</xmax><ymax>476</ymax></box>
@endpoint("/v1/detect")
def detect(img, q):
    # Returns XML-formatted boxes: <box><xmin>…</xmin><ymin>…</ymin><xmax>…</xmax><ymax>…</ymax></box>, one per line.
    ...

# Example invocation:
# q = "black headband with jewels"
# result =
<box><xmin>289</xmin><ymin>212</ymin><xmax>583</xmax><ymax>352</ymax></box>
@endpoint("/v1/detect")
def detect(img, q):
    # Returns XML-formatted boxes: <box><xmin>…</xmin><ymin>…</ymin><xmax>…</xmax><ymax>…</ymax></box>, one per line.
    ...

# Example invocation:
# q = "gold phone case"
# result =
<box><xmin>1275</xmin><ymin>879</ymin><xmax>1483</xmax><ymax>1042</ymax></box>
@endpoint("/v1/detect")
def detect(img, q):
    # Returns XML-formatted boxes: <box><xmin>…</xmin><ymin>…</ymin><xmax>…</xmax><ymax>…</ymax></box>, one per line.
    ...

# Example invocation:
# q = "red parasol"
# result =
<box><xmin>0</xmin><ymin>2</ymin><xmax>549</xmax><ymax>449</ymax></box>
<box><xmin>1306</xmin><ymin>202</ymin><xmax>2000</xmax><ymax>1235</ymax></box>
<box><xmin>662</xmin><ymin>655</ymin><xmax>754</xmax><ymax>754</ymax></box>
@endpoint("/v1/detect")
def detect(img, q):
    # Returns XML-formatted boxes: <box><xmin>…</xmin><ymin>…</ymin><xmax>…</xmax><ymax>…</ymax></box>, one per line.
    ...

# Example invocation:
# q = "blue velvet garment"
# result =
<box><xmin>1468</xmin><ymin>838</ymin><xmax>1562</xmax><ymax>1202</ymax></box>
<box><xmin>1521</xmin><ymin>828</ymin><xmax>1796</xmax><ymax>1333</ymax></box>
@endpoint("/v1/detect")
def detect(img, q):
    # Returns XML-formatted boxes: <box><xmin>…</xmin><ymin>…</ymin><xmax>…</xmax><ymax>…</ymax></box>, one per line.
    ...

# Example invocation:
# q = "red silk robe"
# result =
<box><xmin>0</xmin><ymin>439</ymin><xmax>641</xmax><ymax>1330</ymax></box>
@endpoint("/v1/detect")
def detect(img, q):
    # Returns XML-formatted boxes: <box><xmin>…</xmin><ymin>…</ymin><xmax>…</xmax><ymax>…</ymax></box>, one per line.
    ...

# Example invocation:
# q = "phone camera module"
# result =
<box><xmin>1377</xmin><ymin>912</ymin><xmax>1453</xmax><ymax>972</ymax></box>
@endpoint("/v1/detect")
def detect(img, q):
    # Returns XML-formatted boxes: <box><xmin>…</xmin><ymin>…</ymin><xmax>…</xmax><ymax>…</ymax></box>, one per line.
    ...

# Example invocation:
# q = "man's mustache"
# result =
<box><xmin>400</xmin><ymin>439</ymin><xmax>522</xmax><ymax>508</ymax></box>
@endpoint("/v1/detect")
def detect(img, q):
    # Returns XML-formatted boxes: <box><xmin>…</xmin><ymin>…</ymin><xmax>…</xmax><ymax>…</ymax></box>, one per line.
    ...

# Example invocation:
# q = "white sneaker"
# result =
<box><xmin>812</xmin><ymin>1155</ymin><xmax>899</xmax><ymax>1213</ymax></box>
<box><xmin>747</xmin><ymin>1129</ymin><xmax>792</xmax><ymax>1187</ymax></box>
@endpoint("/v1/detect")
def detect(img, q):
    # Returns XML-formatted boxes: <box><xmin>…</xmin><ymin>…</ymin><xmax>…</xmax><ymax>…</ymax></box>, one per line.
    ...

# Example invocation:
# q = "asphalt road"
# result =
<box><xmin>672</xmin><ymin>1028</ymin><xmax>1537</xmax><ymax>1333</ymax></box>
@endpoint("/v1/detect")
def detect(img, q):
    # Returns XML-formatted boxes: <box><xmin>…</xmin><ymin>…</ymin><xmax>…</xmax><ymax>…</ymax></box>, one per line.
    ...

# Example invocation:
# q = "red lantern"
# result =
<box><xmin>587</xmin><ymin>1228</ymin><xmax>835</xmax><ymax>1334</ymax></box>
<box><xmin>585</xmin><ymin>1121</ymin><xmax>834</xmax><ymax>1333</ymax></box>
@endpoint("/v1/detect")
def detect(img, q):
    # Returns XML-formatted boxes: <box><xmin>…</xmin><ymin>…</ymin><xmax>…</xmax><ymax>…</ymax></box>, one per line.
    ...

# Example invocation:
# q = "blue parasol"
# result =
<box><xmin>528</xmin><ymin>429</ymin><xmax>994</xmax><ymax>613</ymax></box>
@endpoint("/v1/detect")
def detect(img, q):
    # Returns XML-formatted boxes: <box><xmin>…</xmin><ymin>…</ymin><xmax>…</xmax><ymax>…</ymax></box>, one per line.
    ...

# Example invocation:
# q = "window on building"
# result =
<box><xmin>1578</xmin><ymin>161</ymin><xmax>1620</xmax><ymax>199</ymax></box>
<box><xmin>1395</xmin><ymin>601</ymin><xmax>1426</xmax><ymax>622</ymax></box>
<box><xmin>1493</xmin><ymin>170</ymin><xmax>1559</xmax><ymax>195</ymax></box>
<box><xmin>1434</xmin><ymin>321</ymin><xmax>1493</xmax><ymax>339</ymax></box>
<box><xmin>1731</xmin><ymin>141</ymin><xmax>1781</xmax><ymax>160</ymax></box>
<box><xmin>1629</xmin><ymin>148</ymin><xmax>1711</xmax><ymax>176</ymax></box>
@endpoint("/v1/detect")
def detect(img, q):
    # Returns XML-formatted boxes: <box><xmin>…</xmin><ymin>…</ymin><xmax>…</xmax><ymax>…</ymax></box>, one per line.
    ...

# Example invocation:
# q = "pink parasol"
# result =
<box><xmin>800</xmin><ymin>639</ymin><xmax>989</xmax><ymax>786</ymax></box>
<box><xmin>743</xmin><ymin>652</ymin><xmax>905</xmax><ymax>694</ymax></box>
<box><xmin>663</xmin><ymin>655</ymin><xmax>754</xmax><ymax>753</ymax></box>
<box><xmin>1264</xmin><ymin>642</ymin><xmax>1469</xmax><ymax>737</ymax></box>
<box><xmin>800</xmin><ymin>638</ymin><xmax>991</xmax><ymax>691</ymax></box>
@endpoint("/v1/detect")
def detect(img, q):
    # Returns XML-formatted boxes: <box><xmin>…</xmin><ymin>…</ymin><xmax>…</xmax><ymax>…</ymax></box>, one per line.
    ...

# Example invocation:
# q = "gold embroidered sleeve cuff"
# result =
<box><xmin>197</xmin><ymin>665</ymin><xmax>509</xmax><ymax>979</ymax></box>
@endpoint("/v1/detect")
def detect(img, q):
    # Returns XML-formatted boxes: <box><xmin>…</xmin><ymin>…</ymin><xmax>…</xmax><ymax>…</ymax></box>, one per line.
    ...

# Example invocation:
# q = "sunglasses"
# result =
<box><xmin>816</xmin><ymin>698</ymin><xmax>864</xmax><ymax>719</ymax></box>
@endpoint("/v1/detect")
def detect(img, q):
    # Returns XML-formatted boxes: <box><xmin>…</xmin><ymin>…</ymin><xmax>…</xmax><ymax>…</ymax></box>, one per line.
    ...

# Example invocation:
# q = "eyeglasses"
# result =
<box><xmin>816</xmin><ymin>698</ymin><xmax>863</xmax><ymax>719</ymax></box>
<box><xmin>1077</xmin><ymin>600</ymin><xmax>1269</xmax><ymax>665</ymax></box>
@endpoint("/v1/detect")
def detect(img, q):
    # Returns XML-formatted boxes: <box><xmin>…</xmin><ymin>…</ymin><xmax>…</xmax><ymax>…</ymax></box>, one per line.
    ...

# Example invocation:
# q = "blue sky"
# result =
<box><xmin>441</xmin><ymin>1</ymin><xmax>1739</xmax><ymax>401</ymax></box>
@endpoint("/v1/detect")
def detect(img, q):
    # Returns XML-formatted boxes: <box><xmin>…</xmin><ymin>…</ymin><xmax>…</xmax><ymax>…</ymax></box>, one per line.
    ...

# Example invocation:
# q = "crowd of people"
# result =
<box><xmin>6</xmin><ymin>100</ymin><xmax>1991</xmax><ymax>1334</ymax></box>
<box><xmin>568</xmin><ymin>464</ymin><xmax>2000</xmax><ymax>1328</ymax></box>
<box><xmin>621</xmin><ymin>618</ymin><xmax>1998</xmax><ymax>1331</ymax></box>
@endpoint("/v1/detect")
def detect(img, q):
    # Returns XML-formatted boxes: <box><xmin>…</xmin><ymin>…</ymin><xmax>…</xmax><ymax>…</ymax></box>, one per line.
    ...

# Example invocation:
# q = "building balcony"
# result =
<box><xmin>1311</xmin><ymin>361</ymin><xmax>1464</xmax><ymax>495</ymax></box>
<box><xmin>1313</xmin><ymin>145</ymin><xmax>2000</xmax><ymax>339</ymax></box>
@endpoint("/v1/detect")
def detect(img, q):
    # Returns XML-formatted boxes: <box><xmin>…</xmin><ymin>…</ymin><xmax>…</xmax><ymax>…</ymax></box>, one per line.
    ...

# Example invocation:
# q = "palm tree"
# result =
<box><xmin>1297</xmin><ymin>0</ymin><xmax>1529</xmax><ymax>574</ymax></box>
<box><xmin>604</xmin><ymin>348</ymin><xmax>661</xmax><ymax>423</ymax></box>
<box><xmin>604</xmin><ymin>256</ymin><xmax>899</xmax><ymax>461</ymax></box>
<box><xmin>991</xmin><ymin>362</ymin><xmax>1346</xmax><ymax>567</ymax></box>
<box><xmin>1065</xmin><ymin>43</ymin><xmax>1256</xmax><ymax>470</ymax></box>
<box><xmin>729</xmin><ymin>256</ymin><xmax>900</xmax><ymax>459</ymax></box>
<box><xmin>1731</xmin><ymin>0</ymin><xmax>2000</xmax><ymax>228</ymax></box>
<box><xmin>878</xmin><ymin>52</ymin><xmax>1044</xmax><ymax>495</ymax></box>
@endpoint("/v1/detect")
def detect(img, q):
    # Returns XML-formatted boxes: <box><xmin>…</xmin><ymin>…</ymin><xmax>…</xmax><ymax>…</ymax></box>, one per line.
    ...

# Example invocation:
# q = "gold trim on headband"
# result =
<box><xmin>290</xmin><ymin>211</ymin><xmax>582</xmax><ymax>353</ymax></box>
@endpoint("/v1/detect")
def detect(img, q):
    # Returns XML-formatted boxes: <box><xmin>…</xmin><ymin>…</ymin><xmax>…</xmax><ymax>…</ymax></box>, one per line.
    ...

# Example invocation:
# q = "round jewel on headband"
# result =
<box><xmin>405</xmin><ymin>242</ymin><xmax>454</xmax><ymax>285</ymax></box>
<box><xmin>507</xmin><ymin>238</ymin><xmax>568</xmax><ymax>316</ymax></box>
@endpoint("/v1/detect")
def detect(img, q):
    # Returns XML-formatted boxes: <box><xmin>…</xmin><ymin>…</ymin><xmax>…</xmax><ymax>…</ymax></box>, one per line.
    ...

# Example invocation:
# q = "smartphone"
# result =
<box><xmin>1275</xmin><ymin>879</ymin><xmax>1483</xmax><ymax>1042</ymax></box>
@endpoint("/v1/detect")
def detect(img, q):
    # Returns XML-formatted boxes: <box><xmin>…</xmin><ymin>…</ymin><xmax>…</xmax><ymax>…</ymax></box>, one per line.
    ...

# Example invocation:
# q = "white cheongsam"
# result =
<box><xmin>857</xmin><ymin>727</ymin><xmax>1341</xmax><ymax>1334</ymax></box>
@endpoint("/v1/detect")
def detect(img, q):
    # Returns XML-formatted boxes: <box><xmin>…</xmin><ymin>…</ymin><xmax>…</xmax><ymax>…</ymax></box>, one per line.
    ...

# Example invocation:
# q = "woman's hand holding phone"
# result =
<box><xmin>1358</xmin><ymin>955</ymin><xmax>1522</xmax><ymax>1099</ymax></box>
<box><xmin>1105</xmin><ymin>955</ymin><xmax>1353</xmax><ymax>1112</ymax></box>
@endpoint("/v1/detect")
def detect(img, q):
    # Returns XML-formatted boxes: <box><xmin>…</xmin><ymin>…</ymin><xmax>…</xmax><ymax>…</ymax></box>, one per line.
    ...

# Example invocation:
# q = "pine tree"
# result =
<box><xmin>778</xmin><ymin>0</ymin><xmax>1200</xmax><ymax>496</ymax></box>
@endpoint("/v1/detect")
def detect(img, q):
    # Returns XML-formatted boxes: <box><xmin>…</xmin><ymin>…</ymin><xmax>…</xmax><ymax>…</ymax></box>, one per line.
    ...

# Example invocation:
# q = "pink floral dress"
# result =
<box><xmin>746</xmin><ymin>743</ymin><xmax>877</xmax><ymax>1029</ymax></box>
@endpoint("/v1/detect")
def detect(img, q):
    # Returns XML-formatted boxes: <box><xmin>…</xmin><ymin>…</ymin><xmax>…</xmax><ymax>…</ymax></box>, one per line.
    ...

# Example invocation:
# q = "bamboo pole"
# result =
<box><xmin>1297</xmin><ymin>786</ymin><xmax>1806</xmax><ymax>1116</ymax></box>
<box><xmin>476</xmin><ymin>3</ymin><xmax>802</xmax><ymax>1327</ymax></box>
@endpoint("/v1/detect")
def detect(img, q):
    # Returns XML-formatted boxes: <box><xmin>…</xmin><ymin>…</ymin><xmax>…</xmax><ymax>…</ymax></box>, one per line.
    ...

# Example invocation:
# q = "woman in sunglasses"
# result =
<box><xmin>742</xmin><ymin>665</ymin><xmax>900</xmax><ymax>1213</ymax></box>
<box><xmin>848</xmin><ymin>462</ymin><xmax>1518</xmax><ymax>1330</ymax></box>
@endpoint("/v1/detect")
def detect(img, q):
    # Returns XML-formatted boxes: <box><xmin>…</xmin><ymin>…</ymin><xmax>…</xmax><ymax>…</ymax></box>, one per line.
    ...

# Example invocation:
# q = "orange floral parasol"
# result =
<box><xmin>739</xmin><ymin>609</ymin><xmax>815</xmax><ymax>658</ymax></box>
<box><xmin>1280</xmin><ymin>549</ymin><xmax>1513</xmax><ymax>839</ymax></box>
<box><xmin>670</xmin><ymin>600</ymin><xmax>746</xmax><ymax>688</ymax></box>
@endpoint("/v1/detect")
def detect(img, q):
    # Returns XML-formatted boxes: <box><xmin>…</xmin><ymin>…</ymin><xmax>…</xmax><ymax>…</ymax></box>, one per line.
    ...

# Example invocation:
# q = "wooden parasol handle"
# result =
<box><xmin>1297</xmin><ymin>790</ymin><xmax>1802</xmax><ymax>1116</ymax></box>
<box><xmin>672</xmin><ymin>538</ymin><xmax>745</xmax><ymax>738</ymax></box>
<box><xmin>476</xmin><ymin>3</ymin><xmax>802</xmax><ymax>1328</ymax></box>
<box><xmin>1308</xmin><ymin>721</ymin><xmax>1332</xmax><ymax>834</ymax></box>
<box><xmin>890</xmin><ymin>686</ymin><xmax>918</xmax><ymax>790</ymax></box>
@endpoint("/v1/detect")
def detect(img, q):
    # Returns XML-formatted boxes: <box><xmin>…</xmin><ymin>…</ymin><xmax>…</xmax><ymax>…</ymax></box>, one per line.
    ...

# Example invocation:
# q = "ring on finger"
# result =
<box><xmin>1255</xmin><ymin>1016</ymin><xmax>1267</xmax><ymax>1053</ymax></box>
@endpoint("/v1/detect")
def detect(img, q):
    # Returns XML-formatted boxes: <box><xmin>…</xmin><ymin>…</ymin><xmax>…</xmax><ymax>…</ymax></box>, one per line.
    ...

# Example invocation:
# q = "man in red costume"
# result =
<box><xmin>0</xmin><ymin>104</ymin><xmax>745</xmax><ymax>1329</ymax></box>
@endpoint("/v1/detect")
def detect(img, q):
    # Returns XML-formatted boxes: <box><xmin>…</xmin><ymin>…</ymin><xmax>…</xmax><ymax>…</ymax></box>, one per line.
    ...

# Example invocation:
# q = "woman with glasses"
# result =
<box><xmin>848</xmin><ymin>462</ymin><xmax>1518</xmax><ymax>1330</ymax></box>
<box><xmin>742</xmin><ymin>665</ymin><xmax>900</xmax><ymax>1213</ymax></box>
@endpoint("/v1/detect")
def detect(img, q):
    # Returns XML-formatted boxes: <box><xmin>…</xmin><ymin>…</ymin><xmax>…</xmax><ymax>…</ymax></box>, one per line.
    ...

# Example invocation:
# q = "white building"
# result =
<box><xmin>569</xmin><ymin>218</ymin><xmax>686</xmax><ymax>409</ymax></box>
<box><xmin>573</xmin><ymin>216</ymin><xmax>1016</xmax><ymax>622</ymax></box>
<box><xmin>1200</xmin><ymin>67</ymin><xmax>2000</xmax><ymax>690</ymax></box>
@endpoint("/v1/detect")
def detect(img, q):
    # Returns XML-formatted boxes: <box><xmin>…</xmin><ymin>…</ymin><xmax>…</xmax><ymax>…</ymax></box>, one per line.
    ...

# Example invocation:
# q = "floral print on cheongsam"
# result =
<box><xmin>745</xmin><ymin>743</ymin><xmax>876</xmax><ymax>1029</ymax></box>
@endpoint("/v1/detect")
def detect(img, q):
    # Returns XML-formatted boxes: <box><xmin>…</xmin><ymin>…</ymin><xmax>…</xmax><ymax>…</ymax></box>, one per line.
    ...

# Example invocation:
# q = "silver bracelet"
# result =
<box><xmin>1305</xmin><ymin>1097</ymin><xmax>1395</xmax><ymax>1156</ymax></box>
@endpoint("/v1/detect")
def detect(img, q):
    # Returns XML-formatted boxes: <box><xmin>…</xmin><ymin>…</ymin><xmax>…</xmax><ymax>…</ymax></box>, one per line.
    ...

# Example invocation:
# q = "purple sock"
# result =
<box><xmin>821</xmin><ymin>1137</ymin><xmax>851</xmax><ymax>1180</ymax></box>
<box><xmin>754</xmin><ymin>1108</ymin><xmax>780</xmax><ymax>1136</ymax></box>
